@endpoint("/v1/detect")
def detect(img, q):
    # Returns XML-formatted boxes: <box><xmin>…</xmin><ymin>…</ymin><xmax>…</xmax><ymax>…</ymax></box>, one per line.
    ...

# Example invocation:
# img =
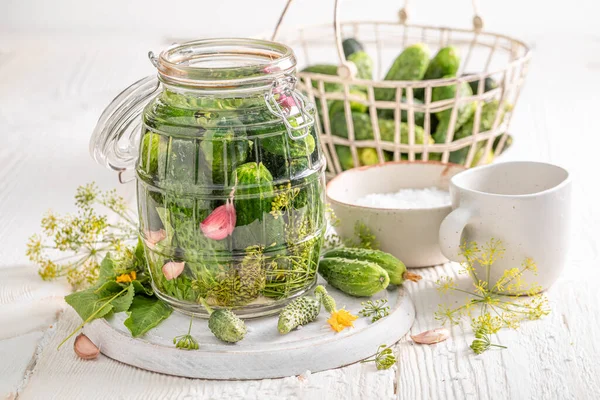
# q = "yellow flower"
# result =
<box><xmin>327</xmin><ymin>309</ymin><xmax>358</xmax><ymax>332</ymax></box>
<box><xmin>116</xmin><ymin>271</ymin><xmax>137</xmax><ymax>283</ymax></box>
<box><xmin>473</xmin><ymin>280</ymin><xmax>488</xmax><ymax>295</ymax></box>
<box><xmin>435</xmin><ymin>276</ymin><xmax>456</xmax><ymax>294</ymax></box>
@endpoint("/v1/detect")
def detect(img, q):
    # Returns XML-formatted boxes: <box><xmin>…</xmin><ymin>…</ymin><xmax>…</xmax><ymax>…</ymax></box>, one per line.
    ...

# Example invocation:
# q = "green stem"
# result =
<box><xmin>492</xmin><ymin>267</ymin><xmax>527</xmax><ymax>291</ymax></box>
<box><xmin>198</xmin><ymin>297</ymin><xmax>214</xmax><ymax>315</ymax></box>
<box><xmin>489</xmin><ymin>343</ymin><xmax>507</xmax><ymax>349</ymax></box>
<box><xmin>452</xmin><ymin>288</ymin><xmax>484</xmax><ymax>298</ymax></box>
<box><xmin>187</xmin><ymin>316</ymin><xmax>194</xmax><ymax>335</ymax></box>
<box><xmin>57</xmin><ymin>286</ymin><xmax>128</xmax><ymax>349</ymax></box>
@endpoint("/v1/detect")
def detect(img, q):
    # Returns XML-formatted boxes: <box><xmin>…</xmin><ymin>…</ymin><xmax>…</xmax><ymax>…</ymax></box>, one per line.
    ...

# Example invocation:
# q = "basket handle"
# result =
<box><xmin>399</xmin><ymin>0</ymin><xmax>484</xmax><ymax>31</ymax></box>
<box><xmin>272</xmin><ymin>0</ymin><xmax>484</xmax><ymax>79</ymax></box>
<box><xmin>270</xmin><ymin>0</ymin><xmax>358</xmax><ymax>79</ymax></box>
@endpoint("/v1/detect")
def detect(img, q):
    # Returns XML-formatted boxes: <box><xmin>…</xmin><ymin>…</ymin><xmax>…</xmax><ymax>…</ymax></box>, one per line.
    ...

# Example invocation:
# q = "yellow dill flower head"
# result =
<box><xmin>116</xmin><ymin>271</ymin><xmax>137</xmax><ymax>283</ymax></box>
<box><xmin>471</xmin><ymin>313</ymin><xmax>502</xmax><ymax>334</ymax></box>
<box><xmin>327</xmin><ymin>309</ymin><xmax>358</xmax><ymax>332</ymax></box>
<box><xmin>473</xmin><ymin>280</ymin><xmax>488</xmax><ymax>295</ymax></box>
<box><xmin>434</xmin><ymin>305</ymin><xmax>461</xmax><ymax>325</ymax></box>
<box><xmin>522</xmin><ymin>258</ymin><xmax>538</xmax><ymax>273</ymax></box>
<box><xmin>435</xmin><ymin>276</ymin><xmax>456</xmax><ymax>294</ymax></box>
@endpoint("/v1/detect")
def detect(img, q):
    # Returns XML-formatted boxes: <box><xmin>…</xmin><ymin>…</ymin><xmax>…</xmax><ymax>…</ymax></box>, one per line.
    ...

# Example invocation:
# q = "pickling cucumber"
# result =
<box><xmin>318</xmin><ymin>257</ymin><xmax>390</xmax><ymax>297</ymax></box>
<box><xmin>432</xmin><ymin>78</ymin><xmax>475</xmax><ymax>143</ymax></box>
<box><xmin>375</xmin><ymin>44</ymin><xmax>431</xmax><ymax>102</ymax></box>
<box><xmin>322</xmin><ymin>247</ymin><xmax>420</xmax><ymax>286</ymax></box>
<box><xmin>232</xmin><ymin>162</ymin><xmax>274</xmax><ymax>226</ymax></box>
<box><xmin>342</xmin><ymin>38</ymin><xmax>365</xmax><ymax>58</ymax></box>
<box><xmin>424</xmin><ymin>46</ymin><xmax>460</xmax><ymax>81</ymax></box>
<box><xmin>278</xmin><ymin>295</ymin><xmax>322</xmax><ymax>334</ymax></box>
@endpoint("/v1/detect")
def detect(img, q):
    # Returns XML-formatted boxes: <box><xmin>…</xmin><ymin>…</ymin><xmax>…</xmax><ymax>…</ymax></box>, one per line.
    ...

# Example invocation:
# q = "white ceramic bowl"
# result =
<box><xmin>326</xmin><ymin>162</ymin><xmax>466</xmax><ymax>268</ymax></box>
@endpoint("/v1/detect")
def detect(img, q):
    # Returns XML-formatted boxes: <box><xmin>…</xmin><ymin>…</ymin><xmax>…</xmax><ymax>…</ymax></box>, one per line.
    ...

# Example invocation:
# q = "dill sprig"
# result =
<box><xmin>173</xmin><ymin>316</ymin><xmax>199</xmax><ymax>350</ymax></box>
<box><xmin>361</xmin><ymin>344</ymin><xmax>396</xmax><ymax>370</ymax></box>
<box><xmin>435</xmin><ymin>238</ymin><xmax>550</xmax><ymax>354</ymax></box>
<box><xmin>26</xmin><ymin>183</ymin><xmax>138</xmax><ymax>289</ymax></box>
<box><xmin>359</xmin><ymin>299</ymin><xmax>390</xmax><ymax>322</ymax></box>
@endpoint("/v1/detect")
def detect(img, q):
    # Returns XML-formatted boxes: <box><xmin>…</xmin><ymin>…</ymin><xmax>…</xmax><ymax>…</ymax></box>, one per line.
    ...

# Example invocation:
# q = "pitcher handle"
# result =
<box><xmin>439</xmin><ymin>207</ymin><xmax>473</xmax><ymax>262</ymax></box>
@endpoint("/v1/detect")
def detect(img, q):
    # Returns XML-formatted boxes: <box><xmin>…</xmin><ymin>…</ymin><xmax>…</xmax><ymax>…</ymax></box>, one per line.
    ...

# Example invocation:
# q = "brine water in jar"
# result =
<box><xmin>90</xmin><ymin>39</ymin><xmax>326</xmax><ymax>317</ymax></box>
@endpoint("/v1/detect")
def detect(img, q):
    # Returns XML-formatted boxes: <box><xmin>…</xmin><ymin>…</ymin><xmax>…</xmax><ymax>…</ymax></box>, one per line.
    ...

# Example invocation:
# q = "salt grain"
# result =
<box><xmin>355</xmin><ymin>187</ymin><xmax>450</xmax><ymax>209</ymax></box>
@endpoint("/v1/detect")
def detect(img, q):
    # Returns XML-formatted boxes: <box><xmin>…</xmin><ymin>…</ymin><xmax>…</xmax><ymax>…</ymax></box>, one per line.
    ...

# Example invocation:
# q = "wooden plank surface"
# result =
<box><xmin>0</xmin><ymin>31</ymin><xmax>599</xmax><ymax>399</ymax></box>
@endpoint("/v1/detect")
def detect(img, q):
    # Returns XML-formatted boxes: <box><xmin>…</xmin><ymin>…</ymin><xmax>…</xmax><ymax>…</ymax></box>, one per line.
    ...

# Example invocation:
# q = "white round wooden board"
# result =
<box><xmin>85</xmin><ymin>282</ymin><xmax>415</xmax><ymax>380</ymax></box>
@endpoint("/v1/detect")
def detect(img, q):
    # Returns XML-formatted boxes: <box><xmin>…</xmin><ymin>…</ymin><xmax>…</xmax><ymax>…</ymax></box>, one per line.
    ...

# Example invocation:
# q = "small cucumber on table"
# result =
<box><xmin>318</xmin><ymin>257</ymin><xmax>390</xmax><ymax>297</ymax></box>
<box><xmin>322</xmin><ymin>247</ymin><xmax>420</xmax><ymax>286</ymax></box>
<box><xmin>278</xmin><ymin>295</ymin><xmax>322</xmax><ymax>334</ymax></box>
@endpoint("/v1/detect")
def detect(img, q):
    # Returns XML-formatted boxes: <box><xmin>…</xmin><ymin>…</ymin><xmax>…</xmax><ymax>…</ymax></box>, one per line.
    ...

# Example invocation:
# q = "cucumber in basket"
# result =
<box><xmin>432</xmin><ymin>78</ymin><xmax>475</xmax><ymax>143</ymax></box>
<box><xmin>342</xmin><ymin>38</ymin><xmax>364</xmax><ymax>57</ymax></box>
<box><xmin>330</xmin><ymin>111</ymin><xmax>429</xmax><ymax>144</ymax></box>
<box><xmin>375</xmin><ymin>43</ymin><xmax>431</xmax><ymax>102</ymax></box>
<box><xmin>424</xmin><ymin>46</ymin><xmax>461</xmax><ymax>81</ymax></box>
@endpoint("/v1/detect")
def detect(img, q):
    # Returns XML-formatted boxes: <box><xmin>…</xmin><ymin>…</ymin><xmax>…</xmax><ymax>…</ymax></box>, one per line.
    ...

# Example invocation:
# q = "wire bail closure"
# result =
<box><xmin>264</xmin><ymin>74</ymin><xmax>315</xmax><ymax>141</ymax></box>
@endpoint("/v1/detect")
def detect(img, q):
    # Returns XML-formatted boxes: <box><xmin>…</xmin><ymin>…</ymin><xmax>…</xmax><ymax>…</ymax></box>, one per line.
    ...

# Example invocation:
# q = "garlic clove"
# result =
<box><xmin>74</xmin><ymin>333</ymin><xmax>100</xmax><ymax>360</ymax></box>
<box><xmin>162</xmin><ymin>261</ymin><xmax>185</xmax><ymax>281</ymax></box>
<box><xmin>278</xmin><ymin>93</ymin><xmax>297</xmax><ymax>109</ymax></box>
<box><xmin>200</xmin><ymin>202</ymin><xmax>236</xmax><ymax>241</ymax></box>
<box><xmin>144</xmin><ymin>229</ymin><xmax>167</xmax><ymax>249</ymax></box>
<box><xmin>411</xmin><ymin>328</ymin><xmax>450</xmax><ymax>345</ymax></box>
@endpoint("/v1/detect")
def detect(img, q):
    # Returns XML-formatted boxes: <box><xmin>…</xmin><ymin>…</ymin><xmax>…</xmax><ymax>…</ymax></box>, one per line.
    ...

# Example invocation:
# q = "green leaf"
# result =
<box><xmin>102</xmin><ymin>283</ymin><xmax>134</xmax><ymax>313</ymax></box>
<box><xmin>65</xmin><ymin>288</ymin><xmax>115</xmax><ymax>321</ymax></box>
<box><xmin>65</xmin><ymin>280</ymin><xmax>133</xmax><ymax>321</ymax></box>
<box><xmin>98</xmin><ymin>253</ymin><xmax>116</xmax><ymax>281</ymax></box>
<box><xmin>132</xmin><ymin>280</ymin><xmax>154</xmax><ymax>296</ymax></box>
<box><xmin>134</xmin><ymin>237</ymin><xmax>147</xmax><ymax>269</ymax></box>
<box><xmin>156</xmin><ymin>207</ymin><xmax>174</xmax><ymax>244</ymax></box>
<box><xmin>123</xmin><ymin>295</ymin><xmax>172</xmax><ymax>337</ymax></box>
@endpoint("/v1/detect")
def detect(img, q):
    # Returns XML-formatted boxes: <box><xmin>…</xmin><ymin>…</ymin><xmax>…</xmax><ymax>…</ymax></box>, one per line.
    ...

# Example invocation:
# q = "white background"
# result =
<box><xmin>3</xmin><ymin>0</ymin><xmax>599</xmax><ymax>39</ymax></box>
<box><xmin>2</xmin><ymin>1</ymin><xmax>600</xmax><ymax>399</ymax></box>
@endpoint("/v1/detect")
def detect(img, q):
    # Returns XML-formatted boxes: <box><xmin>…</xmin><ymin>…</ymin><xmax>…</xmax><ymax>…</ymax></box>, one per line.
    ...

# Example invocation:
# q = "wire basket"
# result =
<box><xmin>270</xmin><ymin>0</ymin><xmax>531</xmax><ymax>179</ymax></box>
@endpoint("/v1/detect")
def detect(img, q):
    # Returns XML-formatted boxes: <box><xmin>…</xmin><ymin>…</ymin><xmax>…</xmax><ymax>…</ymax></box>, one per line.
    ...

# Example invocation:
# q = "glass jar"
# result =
<box><xmin>90</xmin><ymin>39</ymin><xmax>326</xmax><ymax>318</ymax></box>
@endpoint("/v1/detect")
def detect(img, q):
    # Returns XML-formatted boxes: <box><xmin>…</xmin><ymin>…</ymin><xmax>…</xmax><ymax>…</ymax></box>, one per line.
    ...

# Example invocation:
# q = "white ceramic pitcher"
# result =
<box><xmin>439</xmin><ymin>161</ymin><xmax>571</xmax><ymax>293</ymax></box>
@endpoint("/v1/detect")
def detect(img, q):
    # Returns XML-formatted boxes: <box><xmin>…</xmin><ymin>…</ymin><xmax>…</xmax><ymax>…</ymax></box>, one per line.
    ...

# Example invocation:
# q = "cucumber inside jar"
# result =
<box><xmin>136</xmin><ymin>89</ymin><xmax>325</xmax><ymax>316</ymax></box>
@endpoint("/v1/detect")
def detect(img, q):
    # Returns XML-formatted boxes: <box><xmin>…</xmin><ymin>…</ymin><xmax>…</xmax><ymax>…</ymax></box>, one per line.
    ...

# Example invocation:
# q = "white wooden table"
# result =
<box><xmin>1</xmin><ymin>28</ymin><xmax>600</xmax><ymax>399</ymax></box>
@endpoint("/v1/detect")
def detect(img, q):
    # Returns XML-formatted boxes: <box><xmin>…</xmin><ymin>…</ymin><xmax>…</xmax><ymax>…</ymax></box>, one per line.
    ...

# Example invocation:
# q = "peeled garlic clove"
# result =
<box><xmin>162</xmin><ymin>261</ymin><xmax>185</xmax><ymax>280</ymax></box>
<box><xmin>74</xmin><ymin>333</ymin><xmax>99</xmax><ymax>360</ymax></box>
<box><xmin>200</xmin><ymin>202</ymin><xmax>236</xmax><ymax>241</ymax></box>
<box><xmin>144</xmin><ymin>229</ymin><xmax>167</xmax><ymax>249</ymax></box>
<box><xmin>411</xmin><ymin>328</ymin><xmax>450</xmax><ymax>345</ymax></box>
<box><xmin>278</xmin><ymin>93</ymin><xmax>297</xmax><ymax>109</ymax></box>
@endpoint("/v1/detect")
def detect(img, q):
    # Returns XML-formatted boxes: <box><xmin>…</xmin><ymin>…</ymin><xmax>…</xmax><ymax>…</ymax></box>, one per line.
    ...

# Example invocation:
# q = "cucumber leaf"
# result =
<box><xmin>98</xmin><ymin>253</ymin><xmax>116</xmax><ymax>281</ymax></box>
<box><xmin>132</xmin><ymin>279</ymin><xmax>154</xmax><ymax>296</ymax></box>
<box><xmin>65</xmin><ymin>281</ymin><xmax>134</xmax><ymax>321</ymax></box>
<box><xmin>123</xmin><ymin>295</ymin><xmax>173</xmax><ymax>337</ymax></box>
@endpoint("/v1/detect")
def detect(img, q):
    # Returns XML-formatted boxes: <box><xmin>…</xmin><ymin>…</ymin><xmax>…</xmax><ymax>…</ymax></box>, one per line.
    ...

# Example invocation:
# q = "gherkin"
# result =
<box><xmin>278</xmin><ymin>295</ymin><xmax>322</xmax><ymax>334</ymax></box>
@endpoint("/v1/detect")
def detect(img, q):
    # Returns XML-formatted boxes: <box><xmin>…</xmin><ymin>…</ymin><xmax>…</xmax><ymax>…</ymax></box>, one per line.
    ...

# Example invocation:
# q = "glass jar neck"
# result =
<box><xmin>153</xmin><ymin>38</ymin><xmax>297</xmax><ymax>92</ymax></box>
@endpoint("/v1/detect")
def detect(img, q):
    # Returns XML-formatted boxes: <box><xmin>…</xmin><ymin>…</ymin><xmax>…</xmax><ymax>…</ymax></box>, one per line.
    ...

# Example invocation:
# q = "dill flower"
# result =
<box><xmin>435</xmin><ymin>239</ymin><xmax>551</xmax><ymax>354</ymax></box>
<box><xmin>361</xmin><ymin>344</ymin><xmax>396</xmax><ymax>370</ymax></box>
<box><xmin>26</xmin><ymin>182</ymin><xmax>138</xmax><ymax>288</ymax></box>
